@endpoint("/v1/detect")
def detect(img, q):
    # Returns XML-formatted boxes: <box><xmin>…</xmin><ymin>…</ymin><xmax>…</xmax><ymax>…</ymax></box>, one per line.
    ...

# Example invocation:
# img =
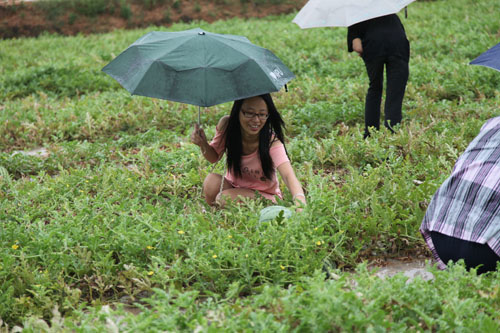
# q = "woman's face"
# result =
<box><xmin>238</xmin><ymin>96</ymin><xmax>269</xmax><ymax>137</ymax></box>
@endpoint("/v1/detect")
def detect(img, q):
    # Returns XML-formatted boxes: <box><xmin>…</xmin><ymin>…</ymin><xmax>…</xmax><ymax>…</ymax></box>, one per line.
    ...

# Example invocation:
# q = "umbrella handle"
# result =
<box><xmin>198</xmin><ymin>106</ymin><xmax>201</xmax><ymax>126</ymax></box>
<box><xmin>405</xmin><ymin>7</ymin><xmax>408</xmax><ymax>18</ymax></box>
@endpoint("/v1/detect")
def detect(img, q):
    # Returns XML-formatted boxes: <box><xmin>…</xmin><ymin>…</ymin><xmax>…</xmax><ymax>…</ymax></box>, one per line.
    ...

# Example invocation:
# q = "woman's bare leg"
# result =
<box><xmin>202</xmin><ymin>173</ymin><xmax>232</xmax><ymax>205</ymax></box>
<box><xmin>215</xmin><ymin>188</ymin><xmax>257</xmax><ymax>207</ymax></box>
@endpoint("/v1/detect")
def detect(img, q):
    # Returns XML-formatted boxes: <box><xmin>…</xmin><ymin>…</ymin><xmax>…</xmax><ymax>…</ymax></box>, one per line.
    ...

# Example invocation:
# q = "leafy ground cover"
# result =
<box><xmin>1</xmin><ymin>0</ymin><xmax>500</xmax><ymax>330</ymax></box>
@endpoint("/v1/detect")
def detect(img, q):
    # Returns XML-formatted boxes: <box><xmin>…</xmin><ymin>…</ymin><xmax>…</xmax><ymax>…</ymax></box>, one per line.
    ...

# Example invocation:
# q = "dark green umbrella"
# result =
<box><xmin>102</xmin><ymin>28</ymin><xmax>295</xmax><ymax>123</ymax></box>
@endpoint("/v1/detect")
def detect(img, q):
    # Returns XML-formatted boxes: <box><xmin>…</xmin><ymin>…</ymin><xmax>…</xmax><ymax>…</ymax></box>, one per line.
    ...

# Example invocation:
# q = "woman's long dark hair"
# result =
<box><xmin>224</xmin><ymin>94</ymin><xmax>286</xmax><ymax>180</ymax></box>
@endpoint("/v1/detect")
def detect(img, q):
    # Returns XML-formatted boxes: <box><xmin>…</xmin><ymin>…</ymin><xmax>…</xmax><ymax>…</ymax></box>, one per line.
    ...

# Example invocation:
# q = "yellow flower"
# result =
<box><xmin>316</xmin><ymin>241</ymin><xmax>321</xmax><ymax>246</ymax></box>
<box><xmin>146</xmin><ymin>246</ymin><xmax>154</xmax><ymax>250</ymax></box>
<box><xmin>227</xmin><ymin>235</ymin><xmax>233</xmax><ymax>239</ymax></box>
<box><xmin>177</xmin><ymin>230</ymin><xmax>185</xmax><ymax>235</ymax></box>
<box><xmin>147</xmin><ymin>271</ymin><xmax>154</xmax><ymax>276</ymax></box>
<box><xmin>280</xmin><ymin>265</ymin><xmax>285</xmax><ymax>270</ymax></box>
<box><xmin>245</xmin><ymin>254</ymin><xmax>249</xmax><ymax>258</ymax></box>
<box><xmin>127</xmin><ymin>178</ymin><xmax>132</xmax><ymax>181</ymax></box>
<box><xmin>12</xmin><ymin>244</ymin><xmax>19</xmax><ymax>250</ymax></box>
<box><xmin>212</xmin><ymin>254</ymin><xmax>217</xmax><ymax>259</ymax></box>
<box><xmin>314</xmin><ymin>227</ymin><xmax>318</xmax><ymax>231</ymax></box>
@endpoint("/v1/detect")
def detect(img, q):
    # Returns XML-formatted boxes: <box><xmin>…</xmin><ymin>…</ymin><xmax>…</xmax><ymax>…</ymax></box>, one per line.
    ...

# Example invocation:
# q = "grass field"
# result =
<box><xmin>1</xmin><ymin>0</ymin><xmax>500</xmax><ymax>330</ymax></box>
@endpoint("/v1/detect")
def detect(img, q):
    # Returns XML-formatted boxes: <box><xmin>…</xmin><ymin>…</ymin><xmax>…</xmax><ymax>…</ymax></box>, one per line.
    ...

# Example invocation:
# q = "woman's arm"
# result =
<box><xmin>190</xmin><ymin>123</ymin><xmax>219</xmax><ymax>163</ymax></box>
<box><xmin>190</xmin><ymin>116</ymin><xmax>228</xmax><ymax>163</ymax></box>
<box><xmin>277</xmin><ymin>161</ymin><xmax>306</xmax><ymax>206</ymax></box>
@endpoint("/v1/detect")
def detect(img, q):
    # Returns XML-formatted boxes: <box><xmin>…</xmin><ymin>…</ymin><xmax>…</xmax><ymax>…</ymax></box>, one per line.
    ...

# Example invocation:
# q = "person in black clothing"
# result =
<box><xmin>347</xmin><ymin>14</ymin><xmax>410</xmax><ymax>138</ymax></box>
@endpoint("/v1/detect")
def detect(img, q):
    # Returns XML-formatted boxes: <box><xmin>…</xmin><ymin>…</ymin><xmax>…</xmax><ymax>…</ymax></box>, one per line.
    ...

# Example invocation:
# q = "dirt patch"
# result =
<box><xmin>0</xmin><ymin>0</ymin><xmax>307</xmax><ymax>39</ymax></box>
<box><xmin>369</xmin><ymin>258</ymin><xmax>435</xmax><ymax>282</ymax></box>
<box><xmin>12</xmin><ymin>147</ymin><xmax>50</xmax><ymax>158</ymax></box>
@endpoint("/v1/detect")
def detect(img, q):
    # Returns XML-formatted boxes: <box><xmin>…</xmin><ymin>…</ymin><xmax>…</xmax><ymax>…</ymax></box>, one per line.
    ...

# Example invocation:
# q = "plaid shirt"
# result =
<box><xmin>420</xmin><ymin>116</ymin><xmax>500</xmax><ymax>269</ymax></box>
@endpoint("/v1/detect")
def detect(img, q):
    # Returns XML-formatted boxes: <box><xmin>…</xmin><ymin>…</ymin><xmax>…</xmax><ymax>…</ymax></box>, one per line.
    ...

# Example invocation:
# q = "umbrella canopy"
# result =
<box><xmin>470</xmin><ymin>42</ymin><xmax>500</xmax><ymax>72</ymax></box>
<box><xmin>102</xmin><ymin>28</ymin><xmax>295</xmax><ymax>108</ymax></box>
<box><xmin>293</xmin><ymin>0</ymin><xmax>416</xmax><ymax>28</ymax></box>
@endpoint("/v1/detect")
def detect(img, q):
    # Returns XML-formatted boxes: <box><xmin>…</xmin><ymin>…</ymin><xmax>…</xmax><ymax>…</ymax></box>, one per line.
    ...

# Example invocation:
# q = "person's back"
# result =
<box><xmin>347</xmin><ymin>14</ymin><xmax>409</xmax><ymax>62</ymax></box>
<box><xmin>420</xmin><ymin>116</ymin><xmax>500</xmax><ymax>273</ymax></box>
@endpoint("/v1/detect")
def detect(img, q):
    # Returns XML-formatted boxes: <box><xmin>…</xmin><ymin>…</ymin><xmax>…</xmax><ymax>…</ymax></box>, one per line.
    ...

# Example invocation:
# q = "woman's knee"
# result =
<box><xmin>202</xmin><ymin>173</ymin><xmax>222</xmax><ymax>205</ymax></box>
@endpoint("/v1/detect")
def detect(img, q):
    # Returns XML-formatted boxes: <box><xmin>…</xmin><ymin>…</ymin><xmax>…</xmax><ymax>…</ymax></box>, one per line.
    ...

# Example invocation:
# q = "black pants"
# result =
<box><xmin>430</xmin><ymin>231</ymin><xmax>500</xmax><ymax>274</ymax></box>
<box><xmin>363</xmin><ymin>55</ymin><xmax>409</xmax><ymax>137</ymax></box>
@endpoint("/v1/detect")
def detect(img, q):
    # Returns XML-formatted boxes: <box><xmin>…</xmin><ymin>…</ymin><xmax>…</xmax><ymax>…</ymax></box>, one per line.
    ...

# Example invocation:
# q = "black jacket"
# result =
<box><xmin>347</xmin><ymin>14</ymin><xmax>410</xmax><ymax>62</ymax></box>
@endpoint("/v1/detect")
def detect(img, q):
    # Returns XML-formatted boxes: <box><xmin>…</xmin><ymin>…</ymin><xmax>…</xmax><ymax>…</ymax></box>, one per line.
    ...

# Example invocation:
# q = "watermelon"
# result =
<box><xmin>259</xmin><ymin>205</ymin><xmax>293</xmax><ymax>223</ymax></box>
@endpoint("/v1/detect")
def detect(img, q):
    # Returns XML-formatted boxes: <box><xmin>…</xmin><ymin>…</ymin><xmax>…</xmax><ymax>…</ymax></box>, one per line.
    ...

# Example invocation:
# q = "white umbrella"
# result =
<box><xmin>293</xmin><ymin>0</ymin><xmax>416</xmax><ymax>28</ymax></box>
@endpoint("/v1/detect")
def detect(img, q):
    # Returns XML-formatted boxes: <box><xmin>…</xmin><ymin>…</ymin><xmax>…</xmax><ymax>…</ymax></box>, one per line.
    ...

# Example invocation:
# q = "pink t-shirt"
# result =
<box><xmin>209</xmin><ymin>125</ymin><xmax>290</xmax><ymax>201</ymax></box>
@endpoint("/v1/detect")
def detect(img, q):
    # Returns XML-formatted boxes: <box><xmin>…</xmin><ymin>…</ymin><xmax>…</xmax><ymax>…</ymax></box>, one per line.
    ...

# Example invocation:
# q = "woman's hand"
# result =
<box><xmin>292</xmin><ymin>193</ymin><xmax>306</xmax><ymax>213</ymax></box>
<box><xmin>190</xmin><ymin>123</ymin><xmax>207</xmax><ymax>147</ymax></box>
<box><xmin>352</xmin><ymin>38</ymin><xmax>363</xmax><ymax>56</ymax></box>
<box><xmin>190</xmin><ymin>123</ymin><xmax>219</xmax><ymax>163</ymax></box>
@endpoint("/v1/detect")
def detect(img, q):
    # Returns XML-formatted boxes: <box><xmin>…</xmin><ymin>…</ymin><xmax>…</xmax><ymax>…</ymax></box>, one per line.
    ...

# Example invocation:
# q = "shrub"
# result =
<box><xmin>119</xmin><ymin>0</ymin><xmax>132</xmax><ymax>20</ymax></box>
<box><xmin>72</xmin><ymin>0</ymin><xmax>110</xmax><ymax>17</ymax></box>
<box><xmin>163</xmin><ymin>9</ymin><xmax>172</xmax><ymax>23</ymax></box>
<box><xmin>68</xmin><ymin>12</ymin><xmax>77</xmax><ymax>25</ymax></box>
<box><xmin>172</xmin><ymin>0</ymin><xmax>181</xmax><ymax>11</ymax></box>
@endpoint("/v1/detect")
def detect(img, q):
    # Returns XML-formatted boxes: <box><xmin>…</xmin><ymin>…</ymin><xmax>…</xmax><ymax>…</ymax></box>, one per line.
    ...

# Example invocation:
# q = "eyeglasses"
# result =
<box><xmin>241</xmin><ymin>110</ymin><xmax>269</xmax><ymax>120</ymax></box>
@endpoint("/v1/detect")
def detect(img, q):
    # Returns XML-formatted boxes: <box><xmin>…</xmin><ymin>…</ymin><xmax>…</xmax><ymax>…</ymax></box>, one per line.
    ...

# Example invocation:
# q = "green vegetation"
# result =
<box><xmin>1</xmin><ymin>0</ymin><xmax>499</xmax><ymax>329</ymax></box>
